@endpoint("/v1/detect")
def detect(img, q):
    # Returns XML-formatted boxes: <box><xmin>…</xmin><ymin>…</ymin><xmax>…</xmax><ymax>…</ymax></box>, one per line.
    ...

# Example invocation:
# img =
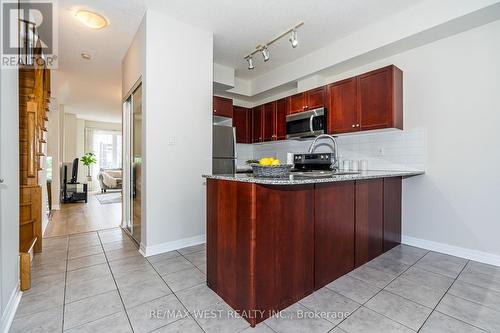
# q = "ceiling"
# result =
<box><xmin>55</xmin><ymin>0</ymin><xmax>422</xmax><ymax>122</ymax></box>
<box><xmin>146</xmin><ymin>0</ymin><xmax>423</xmax><ymax>80</ymax></box>
<box><xmin>55</xmin><ymin>0</ymin><xmax>146</xmax><ymax>122</ymax></box>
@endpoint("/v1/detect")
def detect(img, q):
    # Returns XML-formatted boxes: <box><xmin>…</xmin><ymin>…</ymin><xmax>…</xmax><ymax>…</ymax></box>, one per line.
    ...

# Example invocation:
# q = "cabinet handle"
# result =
<box><xmin>356</xmin><ymin>124</ymin><xmax>360</xmax><ymax>127</ymax></box>
<box><xmin>352</xmin><ymin>124</ymin><xmax>356</xmax><ymax>128</ymax></box>
<box><xmin>214</xmin><ymin>109</ymin><xmax>217</xmax><ymax>113</ymax></box>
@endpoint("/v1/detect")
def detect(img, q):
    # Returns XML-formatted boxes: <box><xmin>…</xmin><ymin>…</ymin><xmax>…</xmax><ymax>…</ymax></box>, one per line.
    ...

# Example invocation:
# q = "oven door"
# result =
<box><xmin>286</xmin><ymin>108</ymin><xmax>325</xmax><ymax>139</ymax></box>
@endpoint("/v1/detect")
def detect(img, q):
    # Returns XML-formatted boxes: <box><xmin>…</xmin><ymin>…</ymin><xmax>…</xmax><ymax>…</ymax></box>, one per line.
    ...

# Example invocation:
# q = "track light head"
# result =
<box><xmin>261</xmin><ymin>46</ymin><xmax>270</xmax><ymax>62</ymax></box>
<box><xmin>246</xmin><ymin>56</ymin><xmax>254</xmax><ymax>70</ymax></box>
<box><xmin>289</xmin><ymin>29</ymin><xmax>298</xmax><ymax>48</ymax></box>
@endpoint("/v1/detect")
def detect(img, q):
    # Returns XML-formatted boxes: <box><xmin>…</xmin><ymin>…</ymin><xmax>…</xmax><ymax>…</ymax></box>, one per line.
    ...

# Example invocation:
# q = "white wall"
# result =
<box><xmin>122</xmin><ymin>17</ymin><xmax>145</xmax><ymax>98</ymax></box>
<box><xmin>122</xmin><ymin>10</ymin><xmax>213</xmax><ymax>254</ymax></box>
<box><xmin>0</xmin><ymin>7</ymin><xmax>21</xmax><ymax>330</ymax></box>
<box><xmin>143</xmin><ymin>10</ymin><xmax>213</xmax><ymax>254</ymax></box>
<box><xmin>47</xmin><ymin>104</ymin><xmax>61</xmax><ymax>211</ymax></box>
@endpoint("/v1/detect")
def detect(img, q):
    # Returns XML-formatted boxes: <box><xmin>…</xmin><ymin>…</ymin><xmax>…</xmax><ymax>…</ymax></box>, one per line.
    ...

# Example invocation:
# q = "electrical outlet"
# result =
<box><xmin>168</xmin><ymin>137</ymin><xmax>176</xmax><ymax>145</ymax></box>
<box><xmin>378</xmin><ymin>148</ymin><xmax>385</xmax><ymax>156</ymax></box>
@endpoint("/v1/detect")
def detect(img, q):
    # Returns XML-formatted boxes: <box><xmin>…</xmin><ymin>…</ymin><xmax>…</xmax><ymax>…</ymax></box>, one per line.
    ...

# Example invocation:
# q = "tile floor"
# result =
<box><xmin>11</xmin><ymin>228</ymin><xmax>500</xmax><ymax>332</ymax></box>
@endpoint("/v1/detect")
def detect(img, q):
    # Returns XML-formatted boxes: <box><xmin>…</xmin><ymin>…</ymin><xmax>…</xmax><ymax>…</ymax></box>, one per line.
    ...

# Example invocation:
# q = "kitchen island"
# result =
<box><xmin>203</xmin><ymin>170</ymin><xmax>423</xmax><ymax>326</ymax></box>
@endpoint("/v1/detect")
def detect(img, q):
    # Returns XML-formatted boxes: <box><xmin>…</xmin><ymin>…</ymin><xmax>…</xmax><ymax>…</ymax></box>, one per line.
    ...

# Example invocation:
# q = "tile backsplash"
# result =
<box><xmin>237</xmin><ymin>128</ymin><xmax>426</xmax><ymax>171</ymax></box>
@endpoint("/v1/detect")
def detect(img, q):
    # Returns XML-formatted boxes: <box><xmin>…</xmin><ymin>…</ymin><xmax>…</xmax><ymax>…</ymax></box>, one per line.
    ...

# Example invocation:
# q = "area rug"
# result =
<box><xmin>96</xmin><ymin>192</ymin><xmax>122</xmax><ymax>205</ymax></box>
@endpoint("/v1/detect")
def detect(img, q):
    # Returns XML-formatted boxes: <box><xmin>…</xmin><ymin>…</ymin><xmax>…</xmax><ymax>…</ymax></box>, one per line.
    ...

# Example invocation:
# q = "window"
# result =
<box><xmin>85</xmin><ymin>128</ymin><xmax>122</xmax><ymax>188</ymax></box>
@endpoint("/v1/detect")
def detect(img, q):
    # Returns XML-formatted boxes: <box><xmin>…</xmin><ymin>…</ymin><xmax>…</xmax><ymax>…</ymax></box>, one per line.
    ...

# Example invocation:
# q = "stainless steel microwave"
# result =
<box><xmin>286</xmin><ymin>107</ymin><xmax>326</xmax><ymax>139</ymax></box>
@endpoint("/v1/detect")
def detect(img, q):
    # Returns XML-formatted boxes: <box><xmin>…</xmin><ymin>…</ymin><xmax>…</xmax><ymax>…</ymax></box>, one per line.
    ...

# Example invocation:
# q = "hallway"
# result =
<box><xmin>44</xmin><ymin>193</ymin><xmax>122</xmax><ymax>237</ymax></box>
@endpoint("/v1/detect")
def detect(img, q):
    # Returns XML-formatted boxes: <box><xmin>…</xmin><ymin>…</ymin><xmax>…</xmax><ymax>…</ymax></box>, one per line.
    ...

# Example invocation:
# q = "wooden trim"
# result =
<box><xmin>20</xmin><ymin>252</ymin><xmax>31</xmax><ymax>291</ymax></box>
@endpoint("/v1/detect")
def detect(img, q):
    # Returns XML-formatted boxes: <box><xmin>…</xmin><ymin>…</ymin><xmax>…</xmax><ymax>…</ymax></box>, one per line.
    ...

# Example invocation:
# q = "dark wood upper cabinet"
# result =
<box><xmin>288</xmin><ymin>93</ymin><xmax>305</xmax><ymax>114</ymax></box>
<box><xmin>275</xmin><ymin>98</ymin><xmax>287</xmax><ymax>140</ymax></box>
<box><xmin>326</xmin><ymin>65</ymin><xmax>403</xmax><ymax>134</ymax></box>
<box><xmin>314</xmin><ymin>182</ymin><xmax>355</xmax><ymax>290</ymax></box>
<box><xmin>233</xmin><ymin>106</ymin><xmax>251</xmax><ymax>143</ymax></box>
<box><xmin>355</xmin><ymin>179</ymin><xmax>384</xmax><ymax>267</ymax></box>
<box><xmin>263</xmin><ymin>102</ymin><xmax>276</xmax><ymax>142</ymax></box>
<box><xmin>213</xmin><ymin>96</ymin><xmax>233</xmax><ymax>118</ymax></box>
<box><xmin>287</xmin><ymin>87</ymin><xmax>326</xmax><ymax>114</ymax></box>
<box><xmin>305</xmin><ymin>87</ymin><xmax>326</xmax><ymax>110</ymax></box>
<box><xmin>358</xmin><ymin>65</ymin><xmax>403</xmax><ymax>131</ymax></box>
<box><xmin>327</xmin><ymin>78</ymin><xmax>358</xmax><ymax>134</ymax></box>
<box><xmin>252</xmin><ymin>105</ymin><xmax>264</xmax><ymax>143</ymax></box>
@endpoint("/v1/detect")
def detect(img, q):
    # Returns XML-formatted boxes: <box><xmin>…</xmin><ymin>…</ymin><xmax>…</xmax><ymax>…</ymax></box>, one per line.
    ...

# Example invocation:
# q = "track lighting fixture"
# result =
<box><xmin>261</xmin><ymin>46</ymin><xmax>270</xmax><ymax>62</ymax></box>
<box><xmin>289</xmin><ymin>29</ymin><xmax>298</xmax><ymax>48</ymax></box>
<box><xmin>246</xmin><ymin>56</ymin><xmax>254</xmax><ymax>70</ymax></box>
<box><xmin>243</xmin><ymin>22</ymin><xmax>303</xmax><ymax>70</ymax></box>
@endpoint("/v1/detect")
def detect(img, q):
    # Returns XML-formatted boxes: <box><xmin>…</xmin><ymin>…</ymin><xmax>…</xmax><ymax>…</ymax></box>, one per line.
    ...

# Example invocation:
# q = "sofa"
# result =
<box><xmin>97</xmin><ymin>168</ymin><xmax>123</xmax><ymax>193</ymax></box>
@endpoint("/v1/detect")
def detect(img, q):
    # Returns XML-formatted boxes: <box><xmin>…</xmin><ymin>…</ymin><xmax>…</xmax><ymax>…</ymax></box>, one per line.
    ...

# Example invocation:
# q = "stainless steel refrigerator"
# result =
<box><xmin>213</xmin><ymin>124</ymin><xmax>237</xmax><ymax>174</ymax></box>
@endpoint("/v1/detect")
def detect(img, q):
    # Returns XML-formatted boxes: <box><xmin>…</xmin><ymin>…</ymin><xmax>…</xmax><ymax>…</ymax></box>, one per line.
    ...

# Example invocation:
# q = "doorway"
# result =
<box><xmin>123</xmin><ymin>83</ymin><xmax>142</xmax><ymax>244</ymax></box>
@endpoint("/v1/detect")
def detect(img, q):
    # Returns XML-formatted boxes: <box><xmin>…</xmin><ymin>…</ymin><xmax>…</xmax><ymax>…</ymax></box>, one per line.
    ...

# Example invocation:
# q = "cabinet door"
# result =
<box><xmin>288</xmin><ymin>93</ymin><xmax>305</xmax><ymax>114</ymax></box>
<box><xmin>315</xmin><ymin>182</ymin><xmax>355</xmax><ymax>289</ymax></box>
<box><xmin>305</xmin><ymin>87</ymin><xmax>326</xmax><ymax>110</ymax></box>
<box><xmin>355</xmin><ymin>179</ymin><xmax>383</xmax><ymax>267</ymax></box>
<box><xmin>358</xmin><ymin>66</ymin><xmax>402</xmax><ymax>131</ymax></box>
<box><xmin>263</xmin><ymin>102</ymin><xmax>276</xmax><ymax>142</ymax></box>
<box><xmin>327</xmin><ymin>78</ymin><xmax>359</xmax><ymax>134</ymax></box>
<box><xmin>233</xmin><ymin>106</ymin><xmax>250</xmax><ymax>143</ymax></box>
<box><xmin>252</xmin><ymin>105</ymin><xmax>263</xmax><ymax>143</ymax></box>
<box><xmin>275</xmin><ymin>98</ymin><xmax>287</xmax><ymax>140</ymax></box>
<box><xmin>255</xmin><ymin>185</ymin><xmax>314</xmax><ymax>313</ymax></box>
<box><xmin>213</xmin><ymin>96</ymin><xmax>233</xmax><ymax>117</ymax></box>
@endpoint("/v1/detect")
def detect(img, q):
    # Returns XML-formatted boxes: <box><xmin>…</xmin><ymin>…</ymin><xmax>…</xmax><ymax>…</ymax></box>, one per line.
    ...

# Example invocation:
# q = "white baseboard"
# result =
<box><xmin>140</xmin><ymin>234</ymin><xmax>206</xmax><ymax>257</ymax></box>
<box><xmin>402</xmin><ymin>235</ymin><xmax>500</xmax><ymax>267</ymax></box>
<box><xmin>0</xmin><ymin>283</ymin><xmax>22</xmax><ymax>333</ymax></box>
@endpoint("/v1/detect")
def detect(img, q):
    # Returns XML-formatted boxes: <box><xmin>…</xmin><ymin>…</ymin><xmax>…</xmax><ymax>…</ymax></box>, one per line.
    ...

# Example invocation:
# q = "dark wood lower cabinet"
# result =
<box><xmin>355</xmin><ymin>179</ymin><xmax>384</xmax><ymax>267</ymax></box>
<box><xmin>255</xmin><ymin>185</ymin><xmax>314</xmax><ymax>317</ymax></box>
<box><xmin>315</xmin><ymin>182</ymin><xmax>355</xmax><ymax>289</ymax></box>
<box><xmin>383</xmin><ymin>177</ymin><xmax>402</xmax><ymax>251</ymax></box>
<box><xmin>206</xmin><ymin>177</ymin><xmax>402</xmax><ymax>327</ymax></box>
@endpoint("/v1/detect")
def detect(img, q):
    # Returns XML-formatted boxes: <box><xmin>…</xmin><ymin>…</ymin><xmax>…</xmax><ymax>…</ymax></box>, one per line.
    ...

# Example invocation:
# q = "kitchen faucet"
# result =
<box><xmin>308</xmin><ymin>134</ymin><xmax>339</xmax><ymax>170</ymax></box>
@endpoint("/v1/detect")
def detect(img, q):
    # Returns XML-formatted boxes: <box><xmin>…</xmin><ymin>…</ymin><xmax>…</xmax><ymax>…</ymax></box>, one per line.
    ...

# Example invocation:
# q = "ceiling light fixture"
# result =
<box><xmin>75</xmin><ymin>10</ymin><xmax>108</xmax><ymax>29</ymax></box>
<box><xmin>289</xmin><ymin>29</ymin><xmax>298</xmax><ymax>48</ymax></box>
<box><xmin>81</xmin><ymin>52</ymin><xmax>92</xmax><ymax>60</ymax></box>
<box><xmin>246</xmin><ymin>56</ymin><xmax>254</xmax><ymax>70</ymax></box>
<box><xmin>260</xmin><ymin>46</ymin><xmax>270</xmax><ymax>62</ymax></box>
<box><xmin>243</xmin><ymin>22</ymin><xmax>303</xmax><ymax>70</ymax></box>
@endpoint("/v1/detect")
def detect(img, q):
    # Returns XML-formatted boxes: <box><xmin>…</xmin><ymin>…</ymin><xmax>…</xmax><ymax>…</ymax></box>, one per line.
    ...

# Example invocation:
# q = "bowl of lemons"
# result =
<box><xmin>250</xmin><ymin>157</ymin><xmax>292</xmax><ymax>178</ymax></box>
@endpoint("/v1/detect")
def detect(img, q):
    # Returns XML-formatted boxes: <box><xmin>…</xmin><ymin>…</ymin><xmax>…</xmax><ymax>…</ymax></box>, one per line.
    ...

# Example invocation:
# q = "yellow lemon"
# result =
<box><xmin>271</xmin><ymin>159</ymin><xmax>281</xmax><ymax>166</ymax></box>
<box><xmin>259</xmin><ymin>158</ymin><xmax>273</xmax><ymax>166</ymax></box>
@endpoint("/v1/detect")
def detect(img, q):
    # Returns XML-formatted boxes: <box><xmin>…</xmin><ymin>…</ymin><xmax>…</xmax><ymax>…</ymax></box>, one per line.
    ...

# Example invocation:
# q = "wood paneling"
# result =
<box><xmin>383</xmin><ymin>177</ymin><xmax>402</xmax><ymax>251</ymax></box>
<box><xmin>355</xmin><ymin>179</ymin><xmax>384</xmax><ymax>267</ymax></box>
<box><xmin>315</xmin><ymin>182</ymin><xmax>355</xmax><ymax>289</ymax></box>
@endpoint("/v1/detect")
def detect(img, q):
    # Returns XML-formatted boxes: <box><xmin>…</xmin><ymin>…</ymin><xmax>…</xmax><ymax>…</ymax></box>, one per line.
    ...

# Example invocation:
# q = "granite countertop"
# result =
<box><xmin>203</xmin><ymin>170</ymin><xmax>424</xmax><ymax>185</ymax></box>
